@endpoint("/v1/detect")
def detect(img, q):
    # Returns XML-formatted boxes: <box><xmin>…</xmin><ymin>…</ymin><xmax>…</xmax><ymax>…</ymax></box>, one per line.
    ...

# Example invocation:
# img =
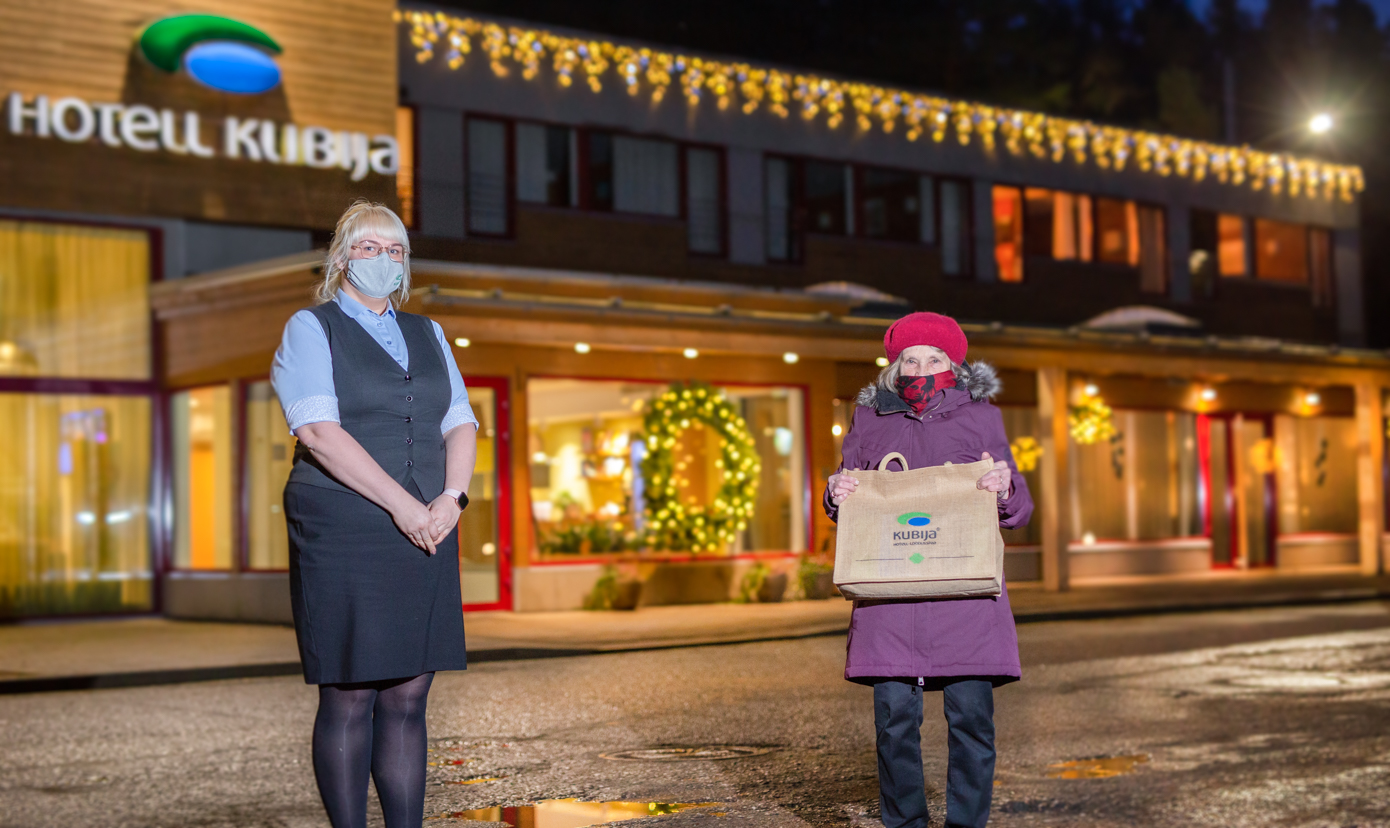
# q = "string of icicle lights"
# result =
<box><xmin>398</xmin><ymin>10</ymin><xmax>1364</xmax><ymax>203</ymax></box>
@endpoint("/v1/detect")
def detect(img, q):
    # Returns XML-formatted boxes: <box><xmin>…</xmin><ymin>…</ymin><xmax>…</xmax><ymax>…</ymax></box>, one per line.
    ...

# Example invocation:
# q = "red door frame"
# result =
<box><xmin>460</xmin><ymin>376</ymin><xmax>513</xmax><ymax>612</ymax></box>
<box><xmin>1197</xmin><ymin>412</ymin><xmax>1278</xmax><ymax>569</ymax></box>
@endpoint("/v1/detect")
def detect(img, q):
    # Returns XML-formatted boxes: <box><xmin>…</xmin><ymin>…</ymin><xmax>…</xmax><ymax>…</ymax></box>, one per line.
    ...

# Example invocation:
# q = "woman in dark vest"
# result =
<box><xmin>271</xmin><ymin>201</ymin><xmax>477</xmax><ymax>828</ymax></box>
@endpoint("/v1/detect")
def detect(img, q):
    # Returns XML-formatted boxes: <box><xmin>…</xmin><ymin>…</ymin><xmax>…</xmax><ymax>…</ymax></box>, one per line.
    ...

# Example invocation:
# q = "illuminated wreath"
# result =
<box><xmin>640</xmin><ymin>381</ymin><xmax>760</xmax><ymax>553</ymax></box>
<box><xmin>1068</xmin><ymin>392</ymin><xmax>1116</xmax><ymax>445</ymax></box>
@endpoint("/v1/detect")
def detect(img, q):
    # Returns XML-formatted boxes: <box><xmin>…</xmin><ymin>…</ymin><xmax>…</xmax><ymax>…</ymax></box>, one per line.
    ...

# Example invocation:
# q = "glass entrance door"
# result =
<box><xmin>1198</xmin><ymin>414</ymin><xmax>1276</xmax><ymax>568</ymax></box>
<box><xmin>458</xmin><ymin>378</ymin><xmax>511</xmax><ymax>610</ymax></box>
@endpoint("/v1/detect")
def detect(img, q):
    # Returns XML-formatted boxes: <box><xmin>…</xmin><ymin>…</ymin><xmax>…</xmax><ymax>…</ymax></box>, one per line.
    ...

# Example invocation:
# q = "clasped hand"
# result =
<box><xmin>391</xmin><ymin>495</ymin><xmax>463</xmax><ymax>555</ymax></box>
<box><xmin>828</xmin><ymin>452</ymin><xmax>1011</xmax><ymax>506</ymax></box>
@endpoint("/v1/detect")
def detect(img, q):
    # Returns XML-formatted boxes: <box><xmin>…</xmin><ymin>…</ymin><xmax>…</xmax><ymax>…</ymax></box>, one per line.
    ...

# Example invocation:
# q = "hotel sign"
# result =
<box><xmin>0</xmin><ymin>1</ymin><xmax>400</xmax><ymax>228</ymax></box>
<box><xmin>6</xmin><ymin>93</ymin><xmax>398</xmax><ymax>182</ymax></box>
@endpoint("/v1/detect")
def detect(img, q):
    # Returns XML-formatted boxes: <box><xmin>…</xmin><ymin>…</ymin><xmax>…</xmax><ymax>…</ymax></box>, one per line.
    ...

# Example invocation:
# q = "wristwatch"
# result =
<box><xmin>443</xmin><ymin>488</ymin><xmax>469</xmax><ymax>511</ymax></box>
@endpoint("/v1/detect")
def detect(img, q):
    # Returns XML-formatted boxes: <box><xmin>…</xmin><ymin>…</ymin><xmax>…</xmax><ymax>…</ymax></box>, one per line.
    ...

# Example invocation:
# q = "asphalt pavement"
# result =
<box><xmin>2</xmin><ymin>601</ymin><xmax>1389</xmax><ymax>828</ymax></box>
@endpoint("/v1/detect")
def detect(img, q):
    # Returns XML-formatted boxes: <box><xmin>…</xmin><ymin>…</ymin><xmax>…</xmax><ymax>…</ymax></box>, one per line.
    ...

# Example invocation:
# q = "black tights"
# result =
<box><xmin>312</xmin><ymin>672</ymin><xmax>435</xmax><ymax>828</ymax></box>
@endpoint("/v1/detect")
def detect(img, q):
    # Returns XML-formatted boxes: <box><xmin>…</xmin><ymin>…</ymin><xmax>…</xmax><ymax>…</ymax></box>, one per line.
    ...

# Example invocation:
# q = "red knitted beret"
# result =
<box><xmin>883</xmin><ymin>312</ymin><xmax>968</xmax><ymax>364</ymax></box>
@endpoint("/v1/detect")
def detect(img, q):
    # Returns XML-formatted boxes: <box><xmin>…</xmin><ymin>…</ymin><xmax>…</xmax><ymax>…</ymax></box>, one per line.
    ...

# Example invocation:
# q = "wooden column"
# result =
<box><xmin>1037</xmin><ymin>367</ymin><xmax>1070</xmax><ymax>591</ymax></box>
<box><xmin>1354</xmin><ymin>383</ymin><xmax>1385</xmax><ymax>575</ymax></box>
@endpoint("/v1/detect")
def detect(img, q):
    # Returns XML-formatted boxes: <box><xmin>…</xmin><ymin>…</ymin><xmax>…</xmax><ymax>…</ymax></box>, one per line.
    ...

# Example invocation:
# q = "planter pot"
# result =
<box><xmin>610</xmin><ymin>580</ymin><xmax>642</xmax><ymax>610</ymax></box>
<box><xmin>757</xmin><ymin>572</ymin><xmax>788</xmax><ymax>603</ymax></box>
<box><xmin>803</xmin><ymin>571</ymin><xmax>836</xmax><ymax>600</ymax></box>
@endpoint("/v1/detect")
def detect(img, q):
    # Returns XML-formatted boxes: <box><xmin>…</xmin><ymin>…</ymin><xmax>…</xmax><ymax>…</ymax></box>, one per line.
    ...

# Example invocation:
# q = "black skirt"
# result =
<box><xmin>285</xmin><ymin>482</ymin><xmax>468</xmax><ymax>685</ymax></box>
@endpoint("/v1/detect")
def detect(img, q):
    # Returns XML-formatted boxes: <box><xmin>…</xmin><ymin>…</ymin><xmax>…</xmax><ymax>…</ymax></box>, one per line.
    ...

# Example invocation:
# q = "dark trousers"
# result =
<box><xmin>873</xmin><ymin>678</ymin><xmax>995</xmax><ymax>828</ymax></box>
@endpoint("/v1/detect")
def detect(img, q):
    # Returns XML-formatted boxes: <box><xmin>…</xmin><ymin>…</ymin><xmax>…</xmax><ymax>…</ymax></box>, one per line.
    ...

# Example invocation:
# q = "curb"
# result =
<box><xmin>3</xmin><ymin>589</ymin><xmax>1385</xmax><ymax>695</ymax></box>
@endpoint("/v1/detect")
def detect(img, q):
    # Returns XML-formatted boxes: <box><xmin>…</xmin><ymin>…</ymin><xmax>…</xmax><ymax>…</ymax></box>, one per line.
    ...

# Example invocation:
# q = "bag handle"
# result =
<box><xmin>877</xmin><ymin>452</ymin><xmax>910</xmax><ymax>472</ymax></box>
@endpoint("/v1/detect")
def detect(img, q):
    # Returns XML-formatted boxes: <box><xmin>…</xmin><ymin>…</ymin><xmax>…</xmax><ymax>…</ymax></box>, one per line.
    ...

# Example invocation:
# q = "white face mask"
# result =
<box><xmin>345</xmin><ymin>252</ymin><xmax>404</xmax><ymax>299</ymax></box>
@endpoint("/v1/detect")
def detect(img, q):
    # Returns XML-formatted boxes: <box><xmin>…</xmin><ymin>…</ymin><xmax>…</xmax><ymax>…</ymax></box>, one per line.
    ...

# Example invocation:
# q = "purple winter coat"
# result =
<box><xmin>823</xmin><ymin>362</ymin><xmax>1033</xmax><ymax>685</ymax></box>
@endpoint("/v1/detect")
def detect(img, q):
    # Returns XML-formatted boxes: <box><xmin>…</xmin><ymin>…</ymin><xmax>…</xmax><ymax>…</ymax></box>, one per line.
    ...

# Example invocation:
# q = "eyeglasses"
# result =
<box><xmin>352</xmin><ymin>243</ymin><xmax>407</xmax><ymax>262</ymax></box>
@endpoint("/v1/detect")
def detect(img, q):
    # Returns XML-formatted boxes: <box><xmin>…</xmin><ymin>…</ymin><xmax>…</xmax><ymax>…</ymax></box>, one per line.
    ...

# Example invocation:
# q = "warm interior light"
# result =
<box><xmin>574</xmin><ymin>342</ymin><xmax>591</xmax><ymax>354</ymax></box>
<box><xmin>683</xmin><ymin>347</ymin><xmax>699</xmax><ymax>359</ymax></box>
<box><xmin>783</xmin><ymin>352</ymin><xmax>799</xmax><ymax>364</ymax></box>
<box><xmin>1200</xmin><ymin>388</ymin><xmax>1218</xmax><ymax>402</ymax></box>
<box><xmin>875</xmin><ymin>357</ymin><xmax>889</xmax><ymax>367</ymax></box>
<box><xmin>831</xmin><ymin>424</ymin><xmax>843</xmax><ymax>437</ymax></box>
<box><xmin>1083</xmin><ymin>383</ymin><xmax>1099</xmax><ymax>397</ymax></box>
<box><xmin>1309</xmin><ymin>113</ymin><xmax>1333</xmax><ymax>135</ymax></box>
<box><xmin>454</xmin><ymin>337</ymin><xmax>471</xmax><ymax>348</ymax></box>
<box><xmin>1305</xmin><ymin>391</ymin><xmax>1321</xmax><ymax>406</ymax></box>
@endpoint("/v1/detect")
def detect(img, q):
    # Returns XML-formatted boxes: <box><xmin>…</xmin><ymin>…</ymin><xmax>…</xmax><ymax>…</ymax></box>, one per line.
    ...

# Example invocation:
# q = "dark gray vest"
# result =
<box><xmin>287</xmin><ymin>301</ymin><xmax>451</xmax><ymax>501</ymax></box>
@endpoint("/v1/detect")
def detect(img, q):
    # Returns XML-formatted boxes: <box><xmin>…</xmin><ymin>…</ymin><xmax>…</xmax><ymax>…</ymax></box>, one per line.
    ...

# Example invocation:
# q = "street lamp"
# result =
<box><xmin>1309</xmin><ymin>113</ymin><xmax>1333</xmax><ymax>135</ymax></box>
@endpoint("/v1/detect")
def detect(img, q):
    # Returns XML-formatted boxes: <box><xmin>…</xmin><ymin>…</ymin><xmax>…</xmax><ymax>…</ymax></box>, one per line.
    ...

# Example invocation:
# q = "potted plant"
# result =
<box><xmin>583</xmin><ymin>563</ymin><xmax>643</xmax><ymax>611</ymax></box>
<box><xmin>798</xmin><ymin>556</ymin><xmax>835</xmax><ymax>600</ymax></box>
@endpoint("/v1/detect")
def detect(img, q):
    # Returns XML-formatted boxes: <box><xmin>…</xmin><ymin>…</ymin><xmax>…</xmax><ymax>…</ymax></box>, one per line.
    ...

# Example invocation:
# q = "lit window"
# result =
<box><xmin>992</xmin><ymin>186</ymin><xmax>1024</xmax><ymax>282</ymax></box>
<box><xmin>1254</xmin><ymin>219</ymin><xmax>1309</xmax><ymax>285</ymax></box>
<box><xmin>172</xmin><ymin>386</ymin><xmax>233</xmax><ymax>570</ymax></box>
<box><xmin>245</xmin><ymin>382</ymin><xmax>293</xmax><ymax>570</ymax></box>
<box><xmin>1217</xmin><ymin>214</ymin><xmax>1246</xmax><ymax>277</ymax></box>
<box><xmin>1095</xmin><ymin>198</ymin><xmax>1138</xmax><ymax>265</ymax></box>
<box><xmin>1022</xmin><ymin>188</ymin><xmax>1092</xmax><ymax>261</ymax></box>
<box><xmin>527</xmin><ymin>379</ymin><xmax>807</xmax><ymax>558</ymax></box>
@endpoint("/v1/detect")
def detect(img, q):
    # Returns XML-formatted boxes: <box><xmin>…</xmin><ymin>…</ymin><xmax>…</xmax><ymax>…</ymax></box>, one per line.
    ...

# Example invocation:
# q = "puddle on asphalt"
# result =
<box><xmin>1045</xmin><ymin>754</ymin><xmax>1149</xmax><ymax>779</ymax></box>
<box><xmin>428</xmin><ymin>800</ymin><xmax>718</xmax><ymax>826</ymax></box>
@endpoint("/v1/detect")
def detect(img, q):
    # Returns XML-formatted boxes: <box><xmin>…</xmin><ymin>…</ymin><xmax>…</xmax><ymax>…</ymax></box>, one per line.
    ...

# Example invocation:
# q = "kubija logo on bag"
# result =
<box><xmin>892</xmin><ymin>513</ymin><xmax>938</xmax><ymax>561</ymax></box>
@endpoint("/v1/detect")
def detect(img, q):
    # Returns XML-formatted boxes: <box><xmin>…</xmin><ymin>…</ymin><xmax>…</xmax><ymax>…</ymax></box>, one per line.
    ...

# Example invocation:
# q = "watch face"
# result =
<box><xmin>457</xmin><ymin>491</ymin><xmax>469</xmax><ymax>511</ymax></box>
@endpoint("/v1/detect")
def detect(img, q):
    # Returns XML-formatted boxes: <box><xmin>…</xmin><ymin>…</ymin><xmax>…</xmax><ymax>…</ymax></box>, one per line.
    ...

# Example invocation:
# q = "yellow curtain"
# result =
<box><xmin>0</xmin><ymin>220</ymin><xmax>150</xmax><ymax>380</ymax></box>
<box><xmin>0</xmin><ymin>395</ymin><xmax>152</xmax><ymax>617</ymax></box>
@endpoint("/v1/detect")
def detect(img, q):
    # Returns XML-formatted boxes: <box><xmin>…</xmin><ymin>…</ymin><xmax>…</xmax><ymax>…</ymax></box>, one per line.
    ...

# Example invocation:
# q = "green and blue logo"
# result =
<box><xmin>897</xmin><ymin>512</ymin><xmax>932</xmax><ymax>527</ymax></box>
<box><xmin>138</xmin><ymin>15</ymin><xmax>283</xmax><ymax>95</ymax></box>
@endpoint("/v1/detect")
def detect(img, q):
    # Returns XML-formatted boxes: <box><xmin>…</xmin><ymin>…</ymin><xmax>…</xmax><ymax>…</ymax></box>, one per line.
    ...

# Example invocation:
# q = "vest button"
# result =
<box><xmin>406</xmin><ymin>437</ymin><xmax>413</xmax><ymax>445</ymax></box>
<box><xmin>406</xmin><ymin>460</ymin><xmax>413</xmax><ymax>467</ymax></box>
<box><xmin>404</xmin><ymin>375</ymin><xmax>411</xmax><ymax>382</ymax></box>
<box><xmin>405</xmin><ymin>417</ymin><xmax>412</xmax><ymax>423</ymax></box>
<box><xmin>406</xmin><ymin>395</ymin><xmax>413</xmax><ymax>402</ymax></box>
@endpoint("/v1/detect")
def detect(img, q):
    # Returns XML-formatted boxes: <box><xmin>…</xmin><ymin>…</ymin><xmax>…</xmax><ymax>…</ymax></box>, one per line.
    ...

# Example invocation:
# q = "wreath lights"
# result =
<box><xmin>640</xmin><ymin>381</ymin><xmax>760</xmax><ymax>553</ymax></box>
<box><xmin>1010</xmin><ymin>436</ymin><xmax>1043</xmax><ymax>473</ymax></box>
<box><xmin>397</xmin><ymin>9</ymin><xmax>1364</xmax><ymax>203</ymax></box>
<box><xmin>1069</xmin><ymin>389</ymin><xmax>1117</xmax><ymax>446</ymax></box>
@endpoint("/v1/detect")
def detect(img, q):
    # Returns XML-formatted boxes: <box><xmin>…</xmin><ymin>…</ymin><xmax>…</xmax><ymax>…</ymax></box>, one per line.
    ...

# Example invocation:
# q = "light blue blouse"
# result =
<box><xmin>270</xmin><ymin>291</ymin><xmax>478</xmax><ymax>435</ymax></box>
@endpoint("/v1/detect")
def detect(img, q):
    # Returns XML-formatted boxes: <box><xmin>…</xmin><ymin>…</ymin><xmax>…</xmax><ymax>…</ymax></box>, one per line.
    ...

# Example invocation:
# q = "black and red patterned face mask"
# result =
<box><xmin>894</xmin><ymin>370</ymin><xmax>956</xmax><ymax>415</ymax></box>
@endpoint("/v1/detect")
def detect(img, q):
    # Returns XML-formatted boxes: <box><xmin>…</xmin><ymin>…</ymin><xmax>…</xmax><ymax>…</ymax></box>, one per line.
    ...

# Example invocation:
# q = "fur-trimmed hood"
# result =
<box><xmin>855</xmin><ymin>360</ymin><xmax>1002</xmax><ymax>411</ymax></box>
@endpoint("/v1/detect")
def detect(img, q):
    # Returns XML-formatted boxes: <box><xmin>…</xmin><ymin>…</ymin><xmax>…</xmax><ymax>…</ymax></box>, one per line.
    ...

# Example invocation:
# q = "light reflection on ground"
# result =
<box><xmin>428</xmin><ymin>799</ymin><xmax>718</xmax><ymax>826</ymax></box>
<box><xmin>1045</xmin><ymin>754</ymin><xmax>1150</xmax><ymax>779</ymax></box>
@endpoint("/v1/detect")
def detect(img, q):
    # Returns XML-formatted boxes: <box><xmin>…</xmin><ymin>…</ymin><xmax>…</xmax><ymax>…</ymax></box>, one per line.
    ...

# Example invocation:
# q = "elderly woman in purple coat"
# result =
<box><xmin>825</xmin><ymin>312</ymin><xmax>1033</xmax><ymax>828</ymax></box>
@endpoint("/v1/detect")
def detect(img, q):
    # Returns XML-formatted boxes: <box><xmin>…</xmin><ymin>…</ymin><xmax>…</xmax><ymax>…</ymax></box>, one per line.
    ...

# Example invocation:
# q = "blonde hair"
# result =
<box><xmin>875</xmin><ymin>345</ymin><xmax>959</xmax><ymax>394</ymax></box>
<box><xmin>316</xmin><ymin>200</ymin><xmax>412</xmax><ymax>306</ymax></box>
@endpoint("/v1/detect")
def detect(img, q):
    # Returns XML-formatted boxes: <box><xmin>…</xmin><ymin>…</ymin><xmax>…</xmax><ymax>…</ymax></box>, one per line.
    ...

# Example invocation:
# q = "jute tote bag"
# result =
<box><xmin>833</xmin><ymin>454</ymin><xmax>1004</xmax><ymax>600</ymax></box>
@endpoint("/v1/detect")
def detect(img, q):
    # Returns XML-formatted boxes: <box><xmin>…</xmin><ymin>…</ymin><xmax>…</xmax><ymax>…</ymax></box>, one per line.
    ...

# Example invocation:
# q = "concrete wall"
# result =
<box><xmin>1277</xmin><ymin>535</ymin><xmax>1360</xmax><ymax>569</ymax></box>
<box><xmin>163</xmin><ymin>572</ymin><xmax>293</xmax><ymax>624</ymax></box>
<box><xmin>1069</xmin><ymin>539</ymin><xmax>1213</xmax><ymax>580</ymax></box>
<box><xmin>512</xmin><ymin>557</ymin><xmax>805</xmax><ymax>612</ymax></box>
